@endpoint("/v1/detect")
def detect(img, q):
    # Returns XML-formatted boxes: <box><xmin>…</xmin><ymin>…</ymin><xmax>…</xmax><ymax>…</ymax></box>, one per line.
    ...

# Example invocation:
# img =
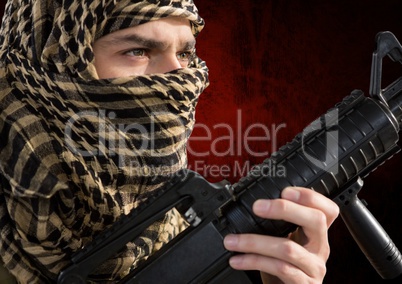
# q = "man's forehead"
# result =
<box><xmin>103</xmin><ymin>33</ymin><xmax>196</xmax><ymax>49</ymax></box>
<box><xmin>97</xmin><ymin>18</ymin><xmax>196</xmax><ymax>49</ymax></box>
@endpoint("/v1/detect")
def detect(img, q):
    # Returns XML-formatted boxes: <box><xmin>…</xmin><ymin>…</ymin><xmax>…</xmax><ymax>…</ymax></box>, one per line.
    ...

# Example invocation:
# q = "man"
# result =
<box><xmin>0</xmin><ymin>0</ymin><xmax>338</xmax><ymax>283</ymax></box>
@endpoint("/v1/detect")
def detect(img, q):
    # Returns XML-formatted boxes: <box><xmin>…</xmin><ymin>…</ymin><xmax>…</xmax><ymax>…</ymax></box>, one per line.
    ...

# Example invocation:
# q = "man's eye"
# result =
<box><xmin>125</xmin><ymin>49</ymin><xmax>146</xmax><ymax>57</ymax></box>
<box><xmin>177</xmin><ymin>51</ymin><xmax>194</xmax><ymax>61</ymax></box>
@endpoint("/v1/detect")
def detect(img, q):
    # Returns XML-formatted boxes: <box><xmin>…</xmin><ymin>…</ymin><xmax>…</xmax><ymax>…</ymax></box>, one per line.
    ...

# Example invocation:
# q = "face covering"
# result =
<box><xmin>0</xmin><ymin>0</ymin><xmax>209</xmax><ymax>282</ymax></box>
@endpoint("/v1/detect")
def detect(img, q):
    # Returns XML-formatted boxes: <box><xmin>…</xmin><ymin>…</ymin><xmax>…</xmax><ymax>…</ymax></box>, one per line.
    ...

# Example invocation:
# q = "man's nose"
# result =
<box><xmin>159</xmin><ymin>54</ymin><xmax>182</xmax><ymax>73</ymax></box>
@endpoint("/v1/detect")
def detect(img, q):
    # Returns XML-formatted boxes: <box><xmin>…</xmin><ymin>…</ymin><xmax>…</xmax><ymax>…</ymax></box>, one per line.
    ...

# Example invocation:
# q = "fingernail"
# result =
<box><xmin>253</xmin><ymin>199</ymin><xmax>271</xmax><ymax>214</ymax></box>
<box><xmin>224</xmin><ymin>234</ymin><xmax>238</xmax><ymax>249</ymax></box>
<box><xmin>282</xmin><ymin>187</ymin><xmax>300</xmax><ymax>201</ymax></box>
<box><xmin>229</xmin><ymin>255</ymin><xmax>242</xmax><ymax>268</ymax></box>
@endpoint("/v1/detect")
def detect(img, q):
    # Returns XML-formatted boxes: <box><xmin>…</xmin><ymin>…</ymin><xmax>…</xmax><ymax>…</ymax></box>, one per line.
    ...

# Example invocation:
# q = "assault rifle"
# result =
<box><xmin>58</xmin><ymin>31</ymin><xmax>402</xmax><ymax>283</ymax></box>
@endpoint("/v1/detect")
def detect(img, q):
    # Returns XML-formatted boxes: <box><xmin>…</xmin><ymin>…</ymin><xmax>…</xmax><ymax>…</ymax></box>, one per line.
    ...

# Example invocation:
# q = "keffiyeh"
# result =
<box><xmin>0</xmin><ymin>0</ymin><xmax>208</xmax><ymax>282</ymax></box>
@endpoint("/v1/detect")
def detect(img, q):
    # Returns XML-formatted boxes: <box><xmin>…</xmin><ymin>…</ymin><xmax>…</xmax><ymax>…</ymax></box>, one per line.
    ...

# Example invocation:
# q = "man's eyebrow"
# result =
<box><xmin>105</xmin><ymin>33</ymin><xmax>196</xmax><ymax>50</ymax></box>
<box><xmin>182</xmin><ymin>39</ymin><xmax>197</xmax><ymax>50</ymax></box>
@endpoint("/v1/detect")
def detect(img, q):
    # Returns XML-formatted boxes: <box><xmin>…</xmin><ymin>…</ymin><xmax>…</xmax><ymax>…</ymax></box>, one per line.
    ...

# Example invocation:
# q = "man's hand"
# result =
<box><xmin>223</xmin><ymin>187</ymin><xmax>339</xmax><ymax>284</ymax></box>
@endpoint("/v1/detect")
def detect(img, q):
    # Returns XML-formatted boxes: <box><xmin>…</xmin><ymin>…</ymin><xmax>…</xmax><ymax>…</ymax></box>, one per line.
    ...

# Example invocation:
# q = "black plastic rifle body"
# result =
<box><xmin>57</xmin><ymin>31</ymin><xmax>402</xmax><ymax>284</ymax></box>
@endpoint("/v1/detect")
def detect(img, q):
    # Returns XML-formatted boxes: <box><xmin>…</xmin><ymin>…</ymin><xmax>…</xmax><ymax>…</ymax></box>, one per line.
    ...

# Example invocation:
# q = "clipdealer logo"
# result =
<box><xmin>301</xmin><ymin>108</ymin><xmax>339</xmax><ymax>174</ymax></box>
<box><xmin>63</xmin><ymin>108</ymin><xmax>340</xmax><ymax>179</ymax></box>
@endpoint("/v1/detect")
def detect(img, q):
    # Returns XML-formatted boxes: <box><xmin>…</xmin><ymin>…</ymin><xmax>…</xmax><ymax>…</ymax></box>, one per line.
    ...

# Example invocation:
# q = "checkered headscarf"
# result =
<box><xmin>0</xmin><ymin>0</ymin><xmax>208</xmax><ymax>282</ymax></box>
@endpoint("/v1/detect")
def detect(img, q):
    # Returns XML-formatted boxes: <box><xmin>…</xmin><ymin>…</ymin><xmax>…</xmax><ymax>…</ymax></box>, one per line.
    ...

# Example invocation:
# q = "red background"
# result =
<box><xmin>1</xmin><ymin>1</ymin><xmax>402</xmax><ymax>283</ymax></box>
<box><xmin>192</xmin><ymin>1</ymin><xmax>402</xmax><ymax>284</ymax></box>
